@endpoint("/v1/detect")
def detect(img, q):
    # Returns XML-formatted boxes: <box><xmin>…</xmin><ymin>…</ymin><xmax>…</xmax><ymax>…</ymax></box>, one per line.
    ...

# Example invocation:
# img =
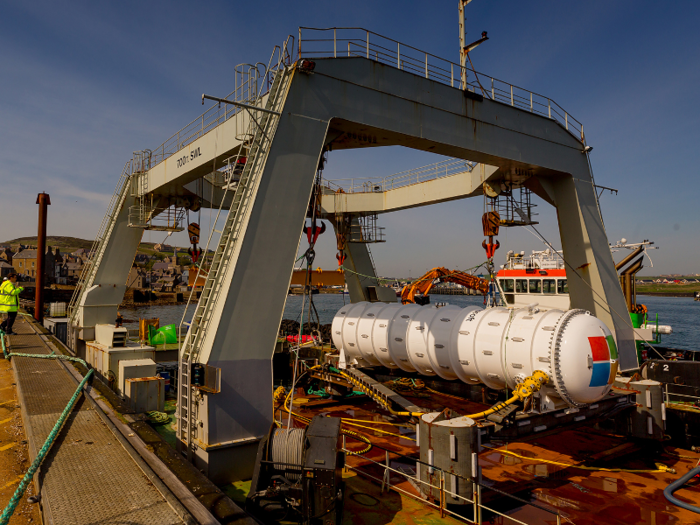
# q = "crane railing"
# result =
<box><xmin>299</xmin><ymin>27</ymin><xmax>586</xmax><ymax>144</ymax></box>
<box><xmin>325</xmin><ymin>158</ymin><xmax>477</xmax><ymax>194</ymax></box>
<box><xmin>148</xmin><ymin>36</ymin><xmax>295</xmax><ymax>168</ymax></box>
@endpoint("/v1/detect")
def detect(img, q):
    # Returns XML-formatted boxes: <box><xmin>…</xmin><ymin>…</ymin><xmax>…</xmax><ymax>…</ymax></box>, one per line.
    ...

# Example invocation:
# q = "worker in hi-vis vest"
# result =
<box><xmin>0</xmin><ymin>273</ymin><xmax>24</xmax><ymax>335</ymax></box>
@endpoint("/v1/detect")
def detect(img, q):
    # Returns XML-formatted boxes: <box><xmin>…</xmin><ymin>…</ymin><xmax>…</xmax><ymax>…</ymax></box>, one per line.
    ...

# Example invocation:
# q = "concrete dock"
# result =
<box><xmin>5</xmin><ymin>316</ymin><xmax>190</xmax><ymax>525</ymax></box>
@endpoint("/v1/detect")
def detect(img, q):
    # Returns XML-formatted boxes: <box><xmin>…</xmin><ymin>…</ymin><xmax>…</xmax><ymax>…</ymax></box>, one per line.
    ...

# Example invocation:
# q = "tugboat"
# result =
<box><xmin>496</xmin><ymin>248</ymin><xmax>570</xmax><ymax>310</ymax></box>
<box><xmin>496</xmin><ymin>242</ymin><xmax>673</xmax><ymax>362</ymax></box>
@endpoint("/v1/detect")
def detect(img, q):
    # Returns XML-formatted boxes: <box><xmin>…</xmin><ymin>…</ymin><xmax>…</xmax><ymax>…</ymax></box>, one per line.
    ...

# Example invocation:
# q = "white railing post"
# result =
<box><xmin>581</xmin><ymin>124</ymin><xmax>584</xmax><ymax>142</ymax></box>
<box><xmin>565</xmin><ymin>112</ymin><xmax>568</xmax><ymax>130</ymax></box>
<box><xmin>530</xmin><ymin>92</ymin><xmax>533</xmax><ymax>112</ymax></box>
<box><xmin>510</xmin><ymin>85</ymin><xmax>514</xmax><ymax>106</ymax></box>
<box><xmin>381</xmin><ymin>450</ymin><xmax>390</xmax><ymax>493</ymax></box>
<box><xmin>477</xmin><ymin>484</ymin><xmax>482</xmax><ymax>524</ymax></box>
<box><xmin>333</xmin><ymin>28</ymin><xmax>337</xmax><ymax>58</ymax></box>
<box><xmin>491</xmin><ymin>77</ymin><xmax>494</xmax><ymax>100</ymax></box>
<box><xmin>548</xmin><ymin>99</ymin><xmax>552</xmax><ymax>118</ymax></box>
<box><xmin>366</xmin><ymin>31</ymin><xmax>369</xmax><ymax>59</ymax></box>
<box><xmin>450</xmin><ymin>63</ymin><xmax>454</xmax><ymax>87</ymax></box>
<box><xmin>348</xmin><ymin>42</ymin><xmax>350</xmax><ymax>57</ymax></box>
<box><xmin>342</xmin><ymin>435</ymin><xmax>348</xmax><ymax>473</ymax></box>
<box><xmin>425</xmin><ymin>53</ymin><xmax>428</xmax><ymax>78</ymax></box>
<box><xmin>397</xmin><ymin>42</ymin><xmax>400</xmax><ymax>69</ymax></box>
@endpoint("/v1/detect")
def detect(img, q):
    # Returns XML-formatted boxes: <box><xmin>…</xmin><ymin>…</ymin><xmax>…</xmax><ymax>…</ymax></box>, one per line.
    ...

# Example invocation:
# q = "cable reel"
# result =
<box><xmin>247</xmin><ymin>416</ymin><xmax>345</xmax><ymax>524</ymax></box>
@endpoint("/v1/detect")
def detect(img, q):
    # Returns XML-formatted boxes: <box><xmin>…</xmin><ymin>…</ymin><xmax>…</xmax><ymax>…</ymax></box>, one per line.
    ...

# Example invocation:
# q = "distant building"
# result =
<box><xmin>12</xmin><ymin>248</ymin><xmax>56</xmax><ymax>284</ymax></box>
<box><xmin>0</xmin><ymin>261</ymin><xmax>13</xmax><ymax>279</ymax></box>
<box><xmin>154</xmin><ymin>243</ymin><xmax>173</xmax><ymax>253</ymax></box>
<box><xmin>127</xmin><ymin>267</ymin><xmax>149</xmax><ymax>290</ymax></box>
<box><xmin>63</xmin><ymin>261</ymin><xmax>84</xmax><ymax>283</ymax></box>
<box><xmin>152</xmin><ymin>262</ymin><xmax>170</xmax><ymax>272</ymax></box>
<box><xmin>0</xmin><ymin>247</ymin><xmax>13</xmax><ymax>264</ymax></box>
<box><xmin>155</xmin><ymin>275</ymin><xmax>179</xmax><ymax>292</ymax></box>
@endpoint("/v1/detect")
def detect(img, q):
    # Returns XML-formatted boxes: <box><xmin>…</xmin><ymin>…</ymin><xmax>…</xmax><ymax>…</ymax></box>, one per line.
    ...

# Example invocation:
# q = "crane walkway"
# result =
<box><xmin>321</xmin><ymin>161</ymin><xmax>499</xmax><ymax>216</ymax></box>
<box><xmin>6</xmin><ymin>316</ymin><xmax>189</xmax><ymax>525</ymax></box>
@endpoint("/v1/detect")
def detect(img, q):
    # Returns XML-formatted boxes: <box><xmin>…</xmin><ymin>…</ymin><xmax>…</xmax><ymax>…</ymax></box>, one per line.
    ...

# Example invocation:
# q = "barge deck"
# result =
<box><xmin>276</xmin><ymin>381</ymin><xmax>700</xmax><ymax>524</ymax></box>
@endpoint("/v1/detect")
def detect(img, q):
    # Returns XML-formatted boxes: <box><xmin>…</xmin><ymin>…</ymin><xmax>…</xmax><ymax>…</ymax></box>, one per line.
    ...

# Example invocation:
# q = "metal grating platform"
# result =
<box><xmin>8</xmin><ymin>317</ymin><xmax>185</xmax><ymax>525</ymax></box>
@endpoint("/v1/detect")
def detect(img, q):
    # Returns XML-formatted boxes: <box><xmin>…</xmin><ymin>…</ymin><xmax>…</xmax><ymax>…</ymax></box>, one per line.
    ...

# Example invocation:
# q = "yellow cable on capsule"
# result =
<box><xmin>462</xmin><ymin>370</ymin><xmax>550</xmax><ymax>420</ymax></box>
<box><xmin>340</xmin><ymin>371</ymin><xmax>424</xmax><ymax>417</ymax></box>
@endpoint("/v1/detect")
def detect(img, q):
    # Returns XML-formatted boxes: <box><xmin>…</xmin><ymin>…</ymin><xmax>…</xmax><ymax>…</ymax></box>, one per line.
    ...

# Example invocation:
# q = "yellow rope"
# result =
<box><xmin>280</xmin><ymin>387</ymin><xmax>374</xmax><ymax>454</ymax></box>
<box><xmin>277</xmin><ymin>380</ymin><xmax>415</xmax><ymax>440</ymax></box>
<box><xmin>483</xmin><ymin>445</ymin><xmax>676</xmax><ymax>474</ymax></box>
<box><xmin>340</xmin><ymin>417</ymin><xmax>412</xmax><ymax>428</ymax></box>
<box><xmin>425</xmin><ymin>386</ymin><xmax>469</xmax><ymax>401</ymax></box>
<box><xmin>664</xmin><ymin>447</ymin><xmax>700</xmax><ymax>460</ymax></box>
<box><xmin>340</xmin><ymin>420</ymin><xmax>416</xmax><ymax>441</ymax></box>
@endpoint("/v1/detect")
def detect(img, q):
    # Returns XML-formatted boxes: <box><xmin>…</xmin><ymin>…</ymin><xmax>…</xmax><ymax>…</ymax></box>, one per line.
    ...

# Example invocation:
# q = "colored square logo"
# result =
<box><xmin>590</xmin><ymin>362</ymin><xmax>611</xmax><ymax>387</ymax></box>
<box><xmin>606</xmin><ymin>335</ymin><xmax>618</xmax><ymax>360</ymax></box>
<box><xmin>589</xmin><ymin>336</ymin><xmax>610</xmax><ymax>362</ymax></box>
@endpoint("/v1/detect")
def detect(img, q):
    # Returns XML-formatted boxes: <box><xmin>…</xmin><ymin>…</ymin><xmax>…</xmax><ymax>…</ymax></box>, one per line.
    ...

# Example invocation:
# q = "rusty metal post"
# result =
<box><xmin>35</xmin><ymin>192</ymin><xmax>51</xmax><ymax>323</ymax></box>
<box><xmin>439</xmin><ymin>470</ymin><xmax>445</xmax><ymax>518</ymax></box>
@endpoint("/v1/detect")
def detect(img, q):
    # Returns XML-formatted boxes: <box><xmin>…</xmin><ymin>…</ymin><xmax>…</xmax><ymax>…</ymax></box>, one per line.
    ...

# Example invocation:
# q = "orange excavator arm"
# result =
<box><xmin>400</xmin><ymin>267</ymin><xmax>489</xmax><ymax>304</ymax></box>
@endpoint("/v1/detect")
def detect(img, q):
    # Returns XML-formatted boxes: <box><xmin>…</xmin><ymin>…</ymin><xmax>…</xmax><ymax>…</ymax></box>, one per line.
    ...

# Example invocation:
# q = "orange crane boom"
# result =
<box><xmin>400</xmin><ymin>267</ymin><xmax>489</xmax><ymax>304</ymax></box>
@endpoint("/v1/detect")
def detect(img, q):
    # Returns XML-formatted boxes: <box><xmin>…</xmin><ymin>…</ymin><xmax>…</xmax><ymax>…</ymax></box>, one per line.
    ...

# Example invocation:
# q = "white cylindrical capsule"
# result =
<box><xmin>333</xmin><ymin>302</ymin><xmax>618</xmax><ymax>407</ymax></box>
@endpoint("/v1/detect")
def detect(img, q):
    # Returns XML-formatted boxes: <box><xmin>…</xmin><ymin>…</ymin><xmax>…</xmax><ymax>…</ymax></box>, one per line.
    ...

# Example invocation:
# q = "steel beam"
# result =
<box><xmin>189</xmin><ymin>77</ymin><xmax>330</xmax><ymax>480</ymax></box>
<box><xmin>76</xmin><ymin>192</ymin><xmax>143</xmax><ymax>341</ymax></box>
<box><xmin>332</xmin><ymin>217</ymin><xmax>394</xmax><ymax>303</ymax></box>
<box><xmin>288</xmin><ymin>57</ymin><xmax>635</xmax><ymax>371</ymax></box>
<box><xmin>79</xmin><ymin>53</ymin><xmax>637</xmax><ymax>481</ymax></box>
<box><xmin>146</xmin><ymin>95</ymin><xmax>268</xmax><ymax>196</ymax></box>
<box><xmin>320</xmin><ymin>164</ymin><xmax>500</xmax><ymax>216</ymax></box>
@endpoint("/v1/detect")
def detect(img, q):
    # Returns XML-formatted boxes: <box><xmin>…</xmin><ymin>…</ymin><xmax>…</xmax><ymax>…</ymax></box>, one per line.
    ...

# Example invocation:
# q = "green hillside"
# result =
<box><xmin>3</xmin><ymin>236</ymin><xmax>93</xmax><ymax>252</ymax></box>
<box><xmin>2</xmin><ymin>236</ymin><xmax>188</xmax><ymax>255</ymax></box>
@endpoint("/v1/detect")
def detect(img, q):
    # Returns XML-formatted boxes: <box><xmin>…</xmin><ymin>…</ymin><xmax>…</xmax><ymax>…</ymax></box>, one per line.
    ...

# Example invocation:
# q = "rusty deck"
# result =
<box><xmin>280</xmin><ymin>378</ymin><xmax>700</xmax><ymax>524</ymax></box>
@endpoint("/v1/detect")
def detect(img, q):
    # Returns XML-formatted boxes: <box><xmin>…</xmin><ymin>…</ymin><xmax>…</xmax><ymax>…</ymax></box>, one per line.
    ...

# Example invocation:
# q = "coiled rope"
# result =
<box><xmin>0</xmin><ymin>331</ymin><xmax>94</xmax><ymax>525</ymax></box>
<box><xmin>279</xmin><ymin>385</ymin><xmax>373</xmax><ymax>455</ymax></box>
<box><xmin>271</xmin><ymin>428</ymin><xmax>306</xmax><ymax>481</ymax></box>
<box><xmin>146</xmin><ymin>411</ymin><xmax>170</xmax><ymax>425</ymax></box>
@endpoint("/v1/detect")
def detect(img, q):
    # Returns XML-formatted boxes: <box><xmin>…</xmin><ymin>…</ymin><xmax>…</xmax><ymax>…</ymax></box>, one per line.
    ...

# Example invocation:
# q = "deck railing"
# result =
<box><xmin>299</xmin><ymin>27</ymin><xmax>585</xmax><ymax>144</ymax></box>
<box><xmin>341</xmin><ymin>434</ymin><xmax>563</xmax><ymax>525</ymax></box>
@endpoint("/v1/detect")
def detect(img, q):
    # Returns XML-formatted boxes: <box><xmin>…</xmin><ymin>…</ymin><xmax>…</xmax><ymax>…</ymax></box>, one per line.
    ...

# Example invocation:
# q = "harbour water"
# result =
<box><xmin>119</xmin><ymin>293</ymin><xmax>699</xmax><ymax>351</ymax></box>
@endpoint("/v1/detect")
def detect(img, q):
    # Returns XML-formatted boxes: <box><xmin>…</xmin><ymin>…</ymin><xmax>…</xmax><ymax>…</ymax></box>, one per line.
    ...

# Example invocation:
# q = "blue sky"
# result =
<box><xmin>2</xmin><ymin>1</ymin><xmax>699</xmax><ymax>276</ymax></box>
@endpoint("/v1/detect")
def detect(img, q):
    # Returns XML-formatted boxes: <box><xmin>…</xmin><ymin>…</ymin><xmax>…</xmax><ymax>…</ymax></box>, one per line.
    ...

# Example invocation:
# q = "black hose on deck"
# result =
<box><xmin>664</xmin><ymin>466</ymin><xmax>700</xmax><ymax>513</ymax></box>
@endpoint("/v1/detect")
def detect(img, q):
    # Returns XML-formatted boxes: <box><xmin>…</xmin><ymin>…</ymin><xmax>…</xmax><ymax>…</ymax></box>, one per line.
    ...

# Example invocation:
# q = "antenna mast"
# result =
<box><xmin>459</xmin><ymin>0</ymin><xmax>470</xmax><ymax>89</ymax></box>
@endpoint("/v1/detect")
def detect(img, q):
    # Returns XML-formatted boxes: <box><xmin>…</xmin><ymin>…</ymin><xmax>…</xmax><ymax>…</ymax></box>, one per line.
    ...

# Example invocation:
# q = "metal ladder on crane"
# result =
<box><xmin>177</xmin><ymin>63</ymin><xmax>292</xmax><ymax>459</ymax></box>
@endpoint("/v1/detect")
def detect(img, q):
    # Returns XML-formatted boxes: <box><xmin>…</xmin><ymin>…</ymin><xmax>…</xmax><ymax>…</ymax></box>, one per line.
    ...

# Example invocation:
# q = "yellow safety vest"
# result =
<box><xmin>0</xmin><ymin>280</ymin><xmax>23</xmax><ymax>313</ymax></box>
